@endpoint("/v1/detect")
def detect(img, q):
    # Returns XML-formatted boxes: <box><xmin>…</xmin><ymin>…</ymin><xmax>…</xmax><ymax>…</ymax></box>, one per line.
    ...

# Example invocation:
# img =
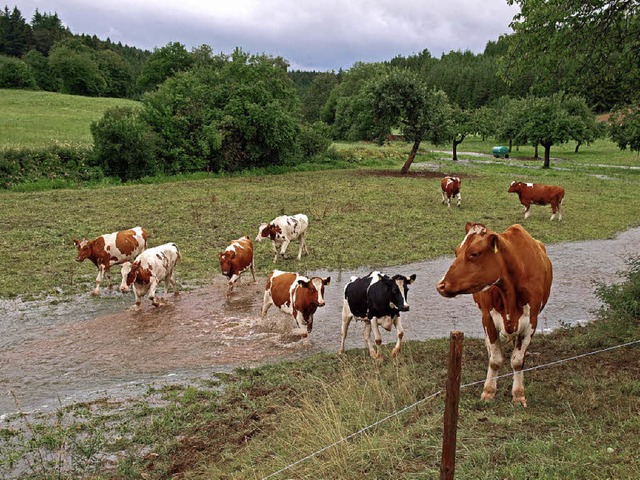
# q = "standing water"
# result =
<box><xmin>1</xmin><ymin>227</ymin><xmax>639</xmax><ymax>415</ymax></box>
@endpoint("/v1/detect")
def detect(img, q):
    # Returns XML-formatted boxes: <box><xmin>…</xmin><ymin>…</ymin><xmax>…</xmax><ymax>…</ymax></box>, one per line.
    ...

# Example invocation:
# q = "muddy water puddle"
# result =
<box><xmin>1</xmin><ymin>228</ymin><xmax>639</xmax><ymax>414</ymax></box>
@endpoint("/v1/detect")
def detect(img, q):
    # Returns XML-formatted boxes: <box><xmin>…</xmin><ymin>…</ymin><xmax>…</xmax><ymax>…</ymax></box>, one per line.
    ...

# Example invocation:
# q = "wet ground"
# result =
<box><xmin>1</xmin><ymin>227</ymin><xmax>639</xmax><ymax>415</ymax></box>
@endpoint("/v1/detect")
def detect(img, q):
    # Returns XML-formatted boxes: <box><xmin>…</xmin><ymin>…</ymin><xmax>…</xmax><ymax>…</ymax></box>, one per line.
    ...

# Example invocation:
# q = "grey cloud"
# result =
<box><xmin>13</xmin><ymin>0</ymin><xmax>518</xmax><ymax>71</ymax></box>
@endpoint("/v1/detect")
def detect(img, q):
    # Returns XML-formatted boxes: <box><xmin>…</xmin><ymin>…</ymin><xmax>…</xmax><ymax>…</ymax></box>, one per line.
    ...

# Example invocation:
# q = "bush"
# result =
<box><xmin>90</xmin><ymin>106</ymin><xmax>159</xmax><ymax>181</ymax></box>
<box><xmin>595</xmin><ymin>255</ymin><xmax>640</xmax><ymax>325</ymax></box>
<box><xmin>0</xmin><ymin>55</ymin><xmax>36</xmax><ymax>89</ymax></box>
<box><xmin>298</xmin><ymin>122</ymin><xmax>332</xmax><ymax>158</ymax></box>
<box><xmin>0</xmin><ymin>144</ymin><xmax>99</xmax><ymax>188</ymax></box>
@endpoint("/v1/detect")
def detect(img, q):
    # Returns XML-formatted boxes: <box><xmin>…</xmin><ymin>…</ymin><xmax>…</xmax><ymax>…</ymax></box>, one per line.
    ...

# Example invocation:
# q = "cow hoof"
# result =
<box><xmin>513</xmin><ymin>395</ymin><xmax>528</xmax><ymax>407</ymax></box>
<box><xmin>91</xmin><ymin>290</ymin><xmax>100</xmax><ymax>297</ymax></box>
<box><xmin>481</xmin><ymin>390</ymin><xmax>496</xmax><ymax>401</ymax></box>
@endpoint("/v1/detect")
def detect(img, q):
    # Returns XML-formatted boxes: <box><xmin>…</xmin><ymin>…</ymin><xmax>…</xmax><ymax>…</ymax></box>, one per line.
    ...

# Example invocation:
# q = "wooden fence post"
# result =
<box><xmin>440</xmin><ymin>331</ymin><xmax>464</xmax><ymax>480</ymax></box>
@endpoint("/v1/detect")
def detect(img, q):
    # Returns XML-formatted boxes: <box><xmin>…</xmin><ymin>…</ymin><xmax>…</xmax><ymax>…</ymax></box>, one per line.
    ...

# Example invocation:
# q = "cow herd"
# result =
<box><xmin>72</xmin><ymin>176</ymin><xmax>564</xmax><ymax>406</ymax></box>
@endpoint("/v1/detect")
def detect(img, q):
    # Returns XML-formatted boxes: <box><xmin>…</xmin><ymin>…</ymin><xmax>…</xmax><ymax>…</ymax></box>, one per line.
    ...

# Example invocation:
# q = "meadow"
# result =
<box><xmin>0</xmin><ymin>89</ymin><xmax>139</xmax><ymax>149</ymax></box>
<box><xmin>0</xmin><ymin>91</ymin><xmax>639</xmax><ymax>478</ymax></box>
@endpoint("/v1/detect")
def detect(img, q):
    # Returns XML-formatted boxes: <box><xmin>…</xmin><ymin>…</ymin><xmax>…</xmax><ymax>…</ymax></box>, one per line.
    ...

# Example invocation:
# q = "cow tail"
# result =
<box><xmin>173</xmin><ymin>243</ymin><xmax>182</xmax><ymax>263</ymax></box>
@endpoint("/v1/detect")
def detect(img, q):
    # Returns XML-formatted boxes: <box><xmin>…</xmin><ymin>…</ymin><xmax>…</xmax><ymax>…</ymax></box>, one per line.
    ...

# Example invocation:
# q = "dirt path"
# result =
<box><xmin>1</xmin><ymin>227</ymin><xmax>638</xmax><ymax>415</ymax></box>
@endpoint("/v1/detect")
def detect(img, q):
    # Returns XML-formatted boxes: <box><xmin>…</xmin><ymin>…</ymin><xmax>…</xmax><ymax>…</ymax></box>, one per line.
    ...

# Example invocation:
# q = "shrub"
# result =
<box><xmin>90</xmin><ymin>106</ymin><xmax>159</xmax><ymax>181</ymax></box>
<box><xmin>0</xmin><ymin>144</ymin><xmax>99</xmax><ymax>188</ymax></box>
<box><xmin>0</xmin><ymin>55</ymin><xmax>36</xmax><ymax>89</ymax></box>
<box><xmin>298</xmin><ymin>122</ymin><xmax>332</xmax><ymax>158</ymax></box>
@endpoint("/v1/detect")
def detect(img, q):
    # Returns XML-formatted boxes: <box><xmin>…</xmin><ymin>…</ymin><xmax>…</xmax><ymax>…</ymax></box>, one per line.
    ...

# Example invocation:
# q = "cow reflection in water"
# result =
<box><xmin>340</xmin><ymin>271</ymin><xmax>416</xmax><ymax>359</ymax></box>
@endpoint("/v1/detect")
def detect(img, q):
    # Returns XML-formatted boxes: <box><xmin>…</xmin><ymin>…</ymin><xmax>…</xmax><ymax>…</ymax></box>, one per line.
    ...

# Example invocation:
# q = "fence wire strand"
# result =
<box><xmin>261</xmin><ymin>337</ymin><xmax>640</xmax><ymax>480</ymax></box>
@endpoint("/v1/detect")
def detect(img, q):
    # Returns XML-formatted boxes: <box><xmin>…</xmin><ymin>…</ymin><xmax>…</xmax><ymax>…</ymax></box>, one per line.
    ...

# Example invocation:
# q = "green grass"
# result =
<box><xmin>1</xmin><ymin>138</ymin><xmax>639</xmax><ymax>299</ymax></box>
<box><xmin>0</xmin><ymin>89</ymin><xmax>140</xmax><ymax>149</ymax></box>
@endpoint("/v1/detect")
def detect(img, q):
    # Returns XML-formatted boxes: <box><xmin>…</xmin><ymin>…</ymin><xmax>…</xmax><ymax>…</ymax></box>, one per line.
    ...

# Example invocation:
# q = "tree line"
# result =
<box><xmin>1</xmin><ymin>1</ymin><xmax>638</xmax><ymax>185</ymax></box>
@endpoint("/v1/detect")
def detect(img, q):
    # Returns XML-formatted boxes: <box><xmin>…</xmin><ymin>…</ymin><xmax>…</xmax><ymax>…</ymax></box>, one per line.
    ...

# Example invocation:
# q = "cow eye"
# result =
<box><xmin>469</xmin><ymin>251</ymin><xmax>480</xmax><ymax>259</ymax></box>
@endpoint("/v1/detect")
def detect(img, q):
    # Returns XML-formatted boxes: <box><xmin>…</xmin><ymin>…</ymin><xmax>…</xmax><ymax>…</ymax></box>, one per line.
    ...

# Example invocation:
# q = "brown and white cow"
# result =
<box><xmin>219</xmin><ymin>235</ymin><xmax>257</xmax><ymax>295</ymax></box>
<box><xmin>508</xmin><ymin>181</ymin><xmax>565</xmax><ymax>221</ymax></box>
<box><xmin>74</xmin><ymin>226</ymin><xmax>147</xmax><ymax>296</ymax></box>
<box><xmin>119</xmin><ymin>242</ymin><xmax>181</xmax><ymax>309</ymax></box>
<box><xmin>436</xmin><ymin>222</ymin><xmax>552</xmax><ymax>407</ymax></box>
<box><xmin>255</xmin><ymin>214</ymin><xmax>309</xmax><ymax>263</ymax></box>
<box><xmin>261</xmin><ymin>270</ymin><xmax>330</xmax><ymax>337</ymax></box>
<box><xmin>441</xmin><ymin>176</ymin><xmax>462</xmax><ymax>208</ymax></box>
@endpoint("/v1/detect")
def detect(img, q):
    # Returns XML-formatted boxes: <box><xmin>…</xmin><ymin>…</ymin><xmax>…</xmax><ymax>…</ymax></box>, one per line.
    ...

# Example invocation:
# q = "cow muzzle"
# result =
<box><xmin>401</xmin><ymin>304</ymin><xmax>410</xmax><ymax>312</ymax></box>
<box><xmin>436</xmin><ymin>281</ymin><xmax>457</xmax><ymax>298</ymax></box>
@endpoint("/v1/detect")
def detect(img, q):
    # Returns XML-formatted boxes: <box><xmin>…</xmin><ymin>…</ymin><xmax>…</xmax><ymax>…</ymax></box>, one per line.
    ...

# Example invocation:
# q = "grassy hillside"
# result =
<box><xmin>0</xmin><ymin>89</ymin><xmax>140</xmax><ymax>149</ymax></box>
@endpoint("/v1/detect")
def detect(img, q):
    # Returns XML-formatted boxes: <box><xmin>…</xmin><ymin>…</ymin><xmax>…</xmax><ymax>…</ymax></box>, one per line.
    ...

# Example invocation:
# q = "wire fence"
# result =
<box><xmin>261</xmin><ymin>337</ymin><xmax>640</xmax><ymax>480</ymax></box>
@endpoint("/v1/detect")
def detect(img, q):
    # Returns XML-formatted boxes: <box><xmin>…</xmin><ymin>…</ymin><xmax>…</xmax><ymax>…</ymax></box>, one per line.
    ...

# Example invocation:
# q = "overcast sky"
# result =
<box><xmin>9</xmin><ymin>0</ymin><xmax>519</xmax><ymax>71</ymax></box>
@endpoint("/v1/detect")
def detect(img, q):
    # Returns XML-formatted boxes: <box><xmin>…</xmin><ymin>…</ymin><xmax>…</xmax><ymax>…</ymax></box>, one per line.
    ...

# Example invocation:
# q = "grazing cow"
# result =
<box><xmin>441</xmin><ymin>176</ymin><xmax>462</xmax><ymax>208</ymax></box>
<box><xmin>119</xmin><ymin>243</ymin><xmax>181</xmax><ymax>309</ymax></box>
<box><xmin>219</xmin><ymin>235</ymin><xmax>257</xmax><ymax>295</ymax></box>
<box><xmin>255</xmin><ymin>214</ymin><xmax>309</xmax><ymax>263</ymax></box>
<box><xmin>74</xmin><ymin>226</ymin><xmax>147</xmax><ymax>296</ymax></box>
<box><xmin>508</xmin><ymin>181</ymin><xmax>565</xmax><ymax>221</ymax></box>
<box><xmin>261</xmin><ymin>270</ymin><xmax>330</xmax><ymax>336</ymax></box>
<box><xmin>340</xmin><ymin>272</ymin><xmax>417</xmax><ymax>359</ymax></box>
<box><xmin>436</xmin><ymin>222</ymin><xmax>552</xmax><ymax>407</ymax></box>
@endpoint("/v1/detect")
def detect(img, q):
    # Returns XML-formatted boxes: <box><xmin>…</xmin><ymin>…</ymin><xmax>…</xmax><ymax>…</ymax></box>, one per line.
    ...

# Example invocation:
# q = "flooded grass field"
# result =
<box><xmin>1</xmin><ymin>227</ymin><xmax>638</xmax><ymax>416</ymax></box>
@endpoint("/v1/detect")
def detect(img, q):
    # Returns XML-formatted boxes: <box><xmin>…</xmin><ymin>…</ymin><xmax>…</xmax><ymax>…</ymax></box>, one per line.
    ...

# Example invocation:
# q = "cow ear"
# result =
<box><xmin>489</xmin><ymin>234</ymin><xmax>500</xmax><ymax>254</ymax></box>
<box><xmin>324</xmin><ymin>276</ymin><xmax>331</xmax><ymax>286</ymax></box>
<box><xmin>297</xmin><ymin>279</ymin><xmax>307</xmax><ymax>287</ymax></box>
<box><xmin>409</xmin><ymin>274</ymin><xmax>417</xmax><ymax>283</ymax></box>
<box><xmin>464</xmin><ymin>222</ymin><xmax>474</xmax><ymax>233</ymax></box>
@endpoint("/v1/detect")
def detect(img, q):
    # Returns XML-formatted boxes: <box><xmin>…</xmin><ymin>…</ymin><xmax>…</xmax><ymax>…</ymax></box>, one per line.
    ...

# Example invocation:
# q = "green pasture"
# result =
<box><xmin>0</xmin><ymin>89</ymin><xmax>139</xmax><ymax>149</ymax></box>
<box><xmin>1</xmin><ymin>139</ymin><xmax>639</xmax><ymax>299</ymax></box>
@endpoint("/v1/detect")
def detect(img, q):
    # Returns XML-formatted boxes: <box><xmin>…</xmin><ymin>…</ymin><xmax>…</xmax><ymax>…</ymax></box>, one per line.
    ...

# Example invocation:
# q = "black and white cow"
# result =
<box><xmin>340</xmin><ymin>271</ymin><xmax>416</xmax><ymax>359</ymax></box>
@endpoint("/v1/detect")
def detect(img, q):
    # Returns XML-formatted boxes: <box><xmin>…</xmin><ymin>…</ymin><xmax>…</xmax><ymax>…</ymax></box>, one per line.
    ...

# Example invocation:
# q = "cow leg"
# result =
<box><xmin>227</xmin><ymin>274</ymin><xmax>239</xmax><ymax>296</ymax></box>
<box><xmin>457</xmin><ymin>192</ymin><xmax>461</xmax><ymax>208</ymax></box>
<box><xmin>550</xmin><ymin>202</ymin><xmax>557</xmax><ymax>221</ymax></box>
<box><xmin>482</xmin><ymin>335</ymin><xmax>505</xmax><ymax>401</ymax></box>
<box><xmin>298</xmin><ymin>233</ymin><xmax>309</xmax><ymax>259</ymax></box>
<box><xmin>280</xmin><ymin>239</ymin><xmax>291</xmax><ymax>259</ymax></box>
<box><xmin>93</xmin><ymin>265</ymin><xmax>106</xmax><ymax>296</ymax></box>
<box><xmin>132</xmin><ymin>287</ymin><xmax>142</xmax><ymax>311</ymax></box>
<box><xmin>362</xmin><ymin>322</ymin><xmax>378</xmax><ymax>359</ymax></box>
<box><xmin>447</xmin><ymin>196</ymin><xmax>451</xmax><ymax>208</ymax></box>
<box><xmin>339</xmin><ymin>301</ymin><xmax>353</xmax><ymax>354</ymax></box>
<box><xmin>511</xmin><ymin>330</ymin><xmax>533</xmax><ymax>407</ymax></box>
<box><xmin>391</xmin><ymin>315</ymin><xmax>404</xmax><ymax>357</ymax></box>
<box><xmin>523</xmin><ymin>202</ymin><xmax>531</xmax><ymax>219</ymax></box>
<box><xmin>250</xmin><ymin>262</ymin><xmax>257</xmax><ymax>283</ymax></box>
<box><xmin>105</xmin><ymin>268</ymin><xmax>113</xmax><ymax>290</ymax></box>
<box><xmin>148</xmin><ymin>278</ymin><xmax>160</xmax><ymax>307</ymax></box>
<box><xmin>260</xmin><ymin>290</ymin><xmax>273</xmax><ymax>318</ymax></box>
<box><xmin>169</xmin><ymin>268</ymin><xmax>179</xmax><ymax>296</ymax></box>
<box><xmin>441</xmin><ymin>191</ymin><xmax>446</xmax><ymax>205</ymax></box>
<box><xmin>371</xmin><ymin>318</ymin><xmax>384</xmax><ymax>359</ymax></box>
<box><xmin>271</xmin><ymin>242</ymin><xmax>280</xmax><ymax>263</ymax></box>
<box><xmin>558</xmin><ymin>199</ymin><xmax>563</xmax><ymax>221</ymax></box>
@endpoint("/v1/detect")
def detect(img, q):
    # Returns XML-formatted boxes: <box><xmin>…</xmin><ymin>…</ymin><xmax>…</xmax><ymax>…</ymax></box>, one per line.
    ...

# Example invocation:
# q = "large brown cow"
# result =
<box><xmin>441</xmin><ymin>176</ymin><xmax>462</xmax><ymax>208</ymax></box>
<box><xmin>436</xmin><ymin>222</ymin><xmax>552</xmax><ymax>407</ymax></box>
<box><xmin>74</xmin><ymin>226</ymin><xmax>147</xmax><ymax>296</ymax></box>
<box><xmin>261</xmin><ymin>270</ymin><xmax>330</xmax><ymax>337</ymax></box>
<box><xmin>508</xmin><ymin>181</ymin><xmax>565</xmax><ymax>221</ymax></box>
<box><xmin>219</xmin><ymin>235</ymin><xmax>257</xmax><ymax>295</ymax></box>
